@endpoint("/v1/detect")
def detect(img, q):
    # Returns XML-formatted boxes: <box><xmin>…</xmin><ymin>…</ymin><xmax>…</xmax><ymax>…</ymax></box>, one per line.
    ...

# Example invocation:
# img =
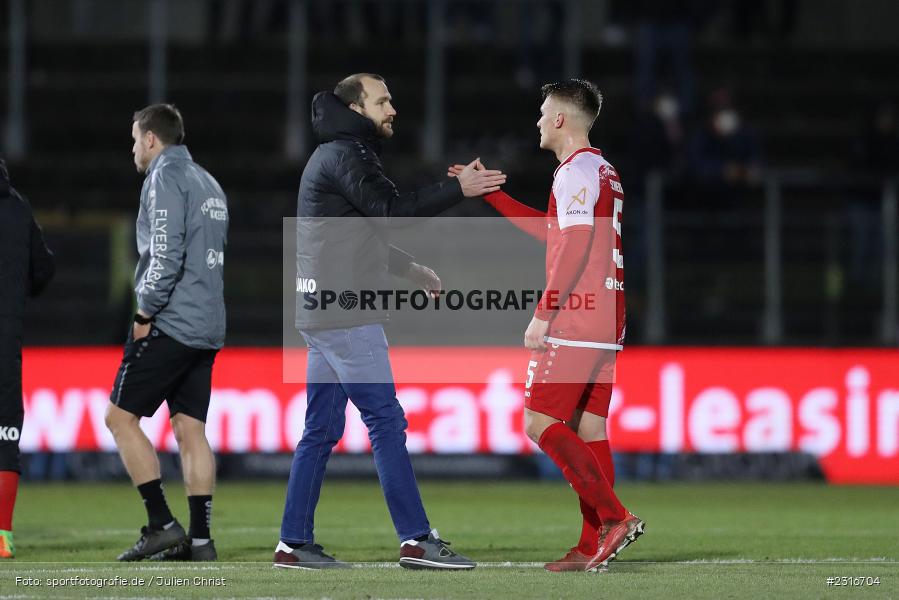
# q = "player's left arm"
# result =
<box><xmin>525</xmin><ymin>228</ymin><xmax>592</xmax><ymax>349</ymax></box>
<box><xmin>525</xmin><ymin>163</ymin><xmax>598</xmax><ymax>348</ymax></box>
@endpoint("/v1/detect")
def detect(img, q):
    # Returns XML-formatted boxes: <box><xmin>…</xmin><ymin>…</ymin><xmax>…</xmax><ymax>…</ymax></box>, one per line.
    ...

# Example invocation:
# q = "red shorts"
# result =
<box><xmin>524</xmin><ymin>344</ymin><xmax>615</xmax><ymax>421</ymax></box>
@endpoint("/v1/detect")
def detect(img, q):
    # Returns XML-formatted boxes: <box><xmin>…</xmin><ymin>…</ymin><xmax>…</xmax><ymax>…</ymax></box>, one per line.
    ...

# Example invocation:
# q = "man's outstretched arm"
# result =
<box><xmin>336</xmin><ymin>151</ymin><xmax>505</xmax><ymax>219</ymax></box>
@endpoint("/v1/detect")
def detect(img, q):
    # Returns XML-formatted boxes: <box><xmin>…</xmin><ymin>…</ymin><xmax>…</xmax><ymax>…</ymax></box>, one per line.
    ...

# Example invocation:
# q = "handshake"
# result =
<box><xmin>447</xmin><ymin>158</ymin><xmax>506</xmax><ymax>198</ymax></box>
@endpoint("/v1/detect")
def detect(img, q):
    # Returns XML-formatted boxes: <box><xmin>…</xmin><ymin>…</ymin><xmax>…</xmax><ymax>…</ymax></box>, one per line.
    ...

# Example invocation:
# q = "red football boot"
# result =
<box><xmin>544</xmin><ymin>547</ymin><xmax>593</xmax><ymax>572</ymax></box>
<box><xmin>585</xmin><ymin>512</ymin><xmax>645</xmax><ymax>572</ymax></box>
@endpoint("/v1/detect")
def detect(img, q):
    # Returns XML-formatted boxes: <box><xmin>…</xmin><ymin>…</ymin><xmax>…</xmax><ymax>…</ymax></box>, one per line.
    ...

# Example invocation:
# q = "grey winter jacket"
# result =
<box><xmin>134</xmin><ymin>145</ymin><xmax>227</xmax><ymax>349</ymax></box>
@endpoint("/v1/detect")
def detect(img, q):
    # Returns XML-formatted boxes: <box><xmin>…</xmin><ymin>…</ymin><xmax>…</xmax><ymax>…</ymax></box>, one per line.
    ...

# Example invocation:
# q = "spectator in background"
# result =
<box><xmin>686</xmin><ymin>90</ymin><xmax>764</xmax><ymax>324</ymax></box>
<box><xmin>633</xmin><ymin>0</ymin><xmax>705</xmax><ymax>117</ymax></box>
<box><xmin>630</xmin><ymin>90</ymin><xmax>687</xmax><ymax>183</ymax></box>
<box><xmin>626</xmin><ymin>90</ymin><xmax>688</xmax><ymax>290</ymax></box>
<box><xmin>688</xmin><ymin>89</ymin><xmax>763</xmax><ymax>187</ymax></box>
<box><xmin>516</xmin><ymin>0</ymin><xmax>565</xmax><ymax>89</ymax></box>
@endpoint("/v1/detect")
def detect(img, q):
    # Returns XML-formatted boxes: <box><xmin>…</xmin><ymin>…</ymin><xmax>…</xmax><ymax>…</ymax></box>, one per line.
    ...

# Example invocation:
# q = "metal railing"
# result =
<box><xmin>643</xmin><ymin>172</ymin><xmax>899</xmax><ymax>346</ymax></box>
<box><xmin>881</xmin><ymin>180</ymin><xmax>899</xmax><ymax>344</ymax></box>
<box><xmin>285</xmin><ymin>0</ymin><xmax>309</xmax><ymax>159</ymax></box>
<box><xmin>5</xmin><ymin>0</ymin><xmax>27</xmax><ymax>160</ymax></box>
<box><xmin>148</xmin><ymin>0</ymin><xmax>168</xmax><ymax>103</ymax></box>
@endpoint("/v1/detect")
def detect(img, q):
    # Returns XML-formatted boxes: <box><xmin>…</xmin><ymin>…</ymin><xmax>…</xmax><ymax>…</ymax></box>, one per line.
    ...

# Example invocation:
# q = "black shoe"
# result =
<box><xmin>150</xmin><ymin>539</ymin><xmax>217</xmax><ymax>561</ymax></box>
<box><xmin>273</xmin><ymin>541</ymin><xmax>351</xmax><ymax>569</ymax></box>
<box><xmin>117</xmin><ymin>521</ymin><xmax>187</xmax><ymax>562</ymax></box>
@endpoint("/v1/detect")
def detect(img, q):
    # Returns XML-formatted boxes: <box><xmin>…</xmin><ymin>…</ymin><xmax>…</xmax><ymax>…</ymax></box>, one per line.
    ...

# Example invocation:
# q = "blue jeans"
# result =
<box><xmin>280</xmin><ymin>324</ymin><xmax>430</xmax><ymax>544</ymax></box>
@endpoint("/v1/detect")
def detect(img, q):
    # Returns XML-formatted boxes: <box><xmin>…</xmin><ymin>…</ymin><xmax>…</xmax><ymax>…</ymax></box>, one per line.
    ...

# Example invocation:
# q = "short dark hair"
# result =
<box><xmin>541</xmin><ymin>79</ymin><xmax>603</xmax><ymax>128</ymax></box>
<box><xmin>334</xmin><ymin>73</ymin><xmax>386</xmax><ymax>107</ymax></box>
<box><xmin>133</xmin><ymin>103</ymin><xmax>185</xmax><ymax>145</ymax></box>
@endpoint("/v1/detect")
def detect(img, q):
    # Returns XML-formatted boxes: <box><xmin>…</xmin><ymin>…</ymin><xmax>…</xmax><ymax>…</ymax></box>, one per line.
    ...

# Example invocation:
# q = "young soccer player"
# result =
<box><xmin>449</xmin><ymin>79</ymin><xmax>644</xmax><ymax>572</ymax></box>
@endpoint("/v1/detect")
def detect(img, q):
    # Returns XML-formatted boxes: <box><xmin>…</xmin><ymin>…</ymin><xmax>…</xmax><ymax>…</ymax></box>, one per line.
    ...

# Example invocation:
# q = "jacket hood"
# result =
<box><xmin>311</xmin><ymin>91</ymin><xmax>381</xmax><ymax>150</ymax></box>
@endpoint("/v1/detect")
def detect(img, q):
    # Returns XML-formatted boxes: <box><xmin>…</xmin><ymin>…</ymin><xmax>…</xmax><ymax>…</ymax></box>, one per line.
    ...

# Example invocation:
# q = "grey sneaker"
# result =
<box><xmin>399</xmin><ymin>529</ymin><xmax>476</xmax><ymax>570</ymax></box>
<box><xmin>273</xmin><ymin>541</ymin><xmax>351</xmax><ymax>569</ymax></box>
<box><xmin>149</xmin><ymin>539</ymin><xmax>217</xmax><ymax>561</ymax></box>
<box><xmin>117</xmin><ymin>521</ymin><xmax>187</xmax><ymax>561</ymax></box>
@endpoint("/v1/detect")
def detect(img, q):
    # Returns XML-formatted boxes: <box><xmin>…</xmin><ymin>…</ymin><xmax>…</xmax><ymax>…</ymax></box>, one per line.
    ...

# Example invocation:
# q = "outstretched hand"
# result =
<box><xmin>447</xmin><ymin>158</ymin><xmax>487</xmax><ymax>178</ymax></box>
<box><xmin>407</xmin><ymin>262</ymin><xmax>442</xmax><ymax>298</ymax></box>
<box><xmin>451</xmin><ymin>158</ymin><xmax>505</xmax><ymax>197</ymax></box>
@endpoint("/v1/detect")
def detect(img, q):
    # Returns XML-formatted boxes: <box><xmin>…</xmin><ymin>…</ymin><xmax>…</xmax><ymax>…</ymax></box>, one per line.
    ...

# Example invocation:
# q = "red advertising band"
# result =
<box><xmin>19</xmin><ymin>346</ymin><xmax>899</xmax><ymax>484</ymax></box>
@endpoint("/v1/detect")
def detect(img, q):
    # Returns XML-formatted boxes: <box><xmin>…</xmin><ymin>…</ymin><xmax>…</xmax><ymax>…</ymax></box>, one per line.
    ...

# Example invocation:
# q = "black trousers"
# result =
<box><xmin>0</xmin><ymin>336</ymin><xmax>23</xmax><ymax>473</ymax></box>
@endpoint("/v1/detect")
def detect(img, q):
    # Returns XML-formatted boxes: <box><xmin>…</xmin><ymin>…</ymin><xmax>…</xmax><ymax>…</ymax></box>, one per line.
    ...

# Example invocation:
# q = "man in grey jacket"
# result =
<box><xmin>106</xmin><ymin>104</ymin><xmax>227</xmax><ymax>562</ymax></box>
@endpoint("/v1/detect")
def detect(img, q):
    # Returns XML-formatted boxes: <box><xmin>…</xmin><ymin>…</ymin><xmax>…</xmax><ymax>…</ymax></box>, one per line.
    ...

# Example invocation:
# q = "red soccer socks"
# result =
<box><xmin>0</xmin><ymin>471</ymin><xmax>20</xmax><ymax>531</ymax></box>
<box><xmin>538</xmin><ymin>424</ymin><xmax>626</xmax><ymax>524</ymax></box>
<box><xmin>576</xmin><ymin>440</ymin><xmax>615</xmax><ymax>554</ymax></box>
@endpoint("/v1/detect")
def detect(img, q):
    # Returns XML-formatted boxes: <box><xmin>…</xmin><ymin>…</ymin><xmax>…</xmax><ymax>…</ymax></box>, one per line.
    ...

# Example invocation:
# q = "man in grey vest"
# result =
<box><xmin>106</xmin><ymin>104</ymin><xmax>227</xmax><ymax>562</ymax></box>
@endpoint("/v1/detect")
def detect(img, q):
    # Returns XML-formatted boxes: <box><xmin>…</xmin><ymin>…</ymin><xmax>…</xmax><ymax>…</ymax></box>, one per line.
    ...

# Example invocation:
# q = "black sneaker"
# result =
<box><xmin>399</xmin><ymin>529</ymin><xmax>476</xmax><ymax>570</ymax></box>
<box><xmin>117</xmin><ymin>521</ymin><xmax>187</xmax><ymax>562</ymax></box>
<box><xmin>273</xmin><ymin>541</ymin><xmax>351</xmax><ymax>569</ymax></box>
<box><xmin>150</xmin><ymin>539</ymin><xmax>217</xmax><ymax>561</ymax></box>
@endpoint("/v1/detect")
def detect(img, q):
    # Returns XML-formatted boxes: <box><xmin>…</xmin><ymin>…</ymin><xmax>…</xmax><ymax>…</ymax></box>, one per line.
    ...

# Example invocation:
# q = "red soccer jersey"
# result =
<box><xmin>541</xmin><ymin>147</ymin><xmax>625</xmax><ymax>350</ymax></box>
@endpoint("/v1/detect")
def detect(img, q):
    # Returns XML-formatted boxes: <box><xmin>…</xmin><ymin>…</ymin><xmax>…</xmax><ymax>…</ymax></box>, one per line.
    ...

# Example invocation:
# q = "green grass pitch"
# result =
<box><xmin>1</xmin><ymin>481</ymin><xmax>896</xmax><ymax>599</ymax></box>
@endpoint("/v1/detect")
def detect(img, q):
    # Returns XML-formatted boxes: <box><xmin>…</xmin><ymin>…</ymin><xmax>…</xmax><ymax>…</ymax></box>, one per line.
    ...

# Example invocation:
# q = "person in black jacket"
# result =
<box><xmin>0</xmin><ymin>159</ymin><xmax>54</xmax><ymax>559</ymax></box>
<box><xmin>276</xmin><ymin>74</ymin><xmax>504</xmax><ymax>570</ymax></box>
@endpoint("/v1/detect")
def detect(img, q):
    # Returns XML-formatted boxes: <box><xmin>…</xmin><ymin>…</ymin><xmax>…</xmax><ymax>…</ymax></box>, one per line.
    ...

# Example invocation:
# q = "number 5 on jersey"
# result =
<box><xmin>525</xmin><ymin>360</ymin><xmax>540</xmax><ymax>394</ymax></box>
<box><xmin>612</xmin><ymin>197</ymin><xmax>623</xmax><ymax>269</ymax></box>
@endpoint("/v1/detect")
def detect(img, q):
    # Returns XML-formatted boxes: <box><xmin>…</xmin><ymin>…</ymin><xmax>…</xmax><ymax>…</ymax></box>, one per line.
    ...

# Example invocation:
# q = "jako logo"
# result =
<box><xmin>206</xmin><ymin>249</ymin><xmax>224</xmax><ymax>269</ymax></box>
<box><xmin>296</xmin><ymin>277</ymin><xmax>317</xmax><ymax>293</ymax></box>
<box><xmin>0</xmin><ymin>427</ymin><xmax>20</xmax><ymax>441</ymax></box>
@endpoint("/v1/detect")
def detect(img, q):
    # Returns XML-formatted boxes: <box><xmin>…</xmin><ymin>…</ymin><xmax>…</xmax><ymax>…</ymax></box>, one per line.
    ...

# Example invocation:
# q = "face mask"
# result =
<box><xmin>655</xmin><ymin>95</ymin><xmax>679</xmax><ymax>120</ymax></box>
<box><xmin>714</xmin><ymin>110</ymin><xmax>740</xmax><ymax>136</ymax></box>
